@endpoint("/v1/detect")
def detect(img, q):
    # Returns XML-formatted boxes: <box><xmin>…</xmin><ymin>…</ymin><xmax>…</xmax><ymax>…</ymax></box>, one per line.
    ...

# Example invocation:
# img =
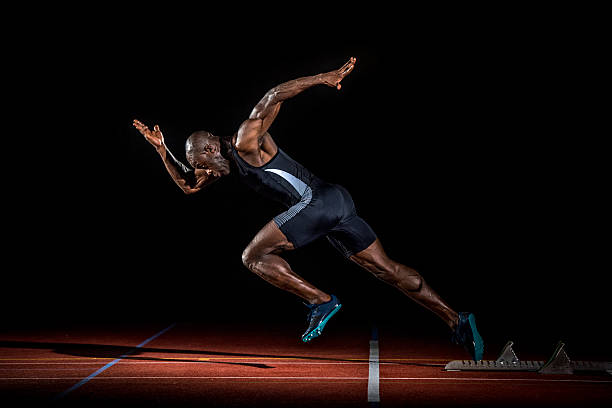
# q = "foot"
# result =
<box><xmin>301</xmin><ymin>294</ymin><xmax>342</xmax><ymax>342</ymax></box>
<box><xmin>451</xmin><ymin>312</ymin><xmax>484</xmax><ymax>361</ymax></box>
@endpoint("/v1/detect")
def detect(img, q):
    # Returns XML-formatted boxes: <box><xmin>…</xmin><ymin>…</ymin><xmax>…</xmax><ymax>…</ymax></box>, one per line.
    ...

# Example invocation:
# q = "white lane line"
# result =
<box><xmin>381</xmin><ymin>378</ymin><xmax>612</xmax><ymax>383</ymax></box>
<box><xmin>0</xmin><ymin>362</ymin><xmax>374</xmax><ymax>366</ymax></box>
<box><xmin>4</xmin><ymin>376</ymin><xmax>368</xmax><ymax>380</ymax></box>
<box><xmin>0</xmin><ymin>377</ymin><xmax>610</xmax><ymax>384</ymax></box>
<box><xmin>368</xmin><ymin>327</ymin><xmax>380</xmax><ymax>404</ymax></box>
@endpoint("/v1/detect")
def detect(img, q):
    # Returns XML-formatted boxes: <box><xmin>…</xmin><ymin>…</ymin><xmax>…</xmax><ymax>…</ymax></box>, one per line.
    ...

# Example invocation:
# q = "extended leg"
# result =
<box><xmin>241</xmin><ymin>220</ymin><xmax>331</xmax><ymax>305</ymax></box>
<box><xmin>350</xmin><ymin>239</ymin><xmax>459</xmax><ymax>330</ymax></box>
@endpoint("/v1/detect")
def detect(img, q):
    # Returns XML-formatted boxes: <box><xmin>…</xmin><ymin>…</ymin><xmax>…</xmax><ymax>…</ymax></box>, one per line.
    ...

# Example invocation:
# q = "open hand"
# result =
<box><xmin>320</xmin><ymin>57</ymin><xmax>357</xmax><ymax>90</ymax></box>
<box><xmin>133</xmin><ymin>119</ymin><xmax>165</xmax><ymax>152</ymax></box>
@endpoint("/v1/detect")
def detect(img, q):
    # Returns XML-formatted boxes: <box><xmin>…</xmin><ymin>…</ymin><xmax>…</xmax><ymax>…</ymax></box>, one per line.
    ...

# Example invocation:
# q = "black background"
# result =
<box><xmin>5</xmin><ymin>6</ymin><xmax>609</xmax><ymax>355</ymax></box>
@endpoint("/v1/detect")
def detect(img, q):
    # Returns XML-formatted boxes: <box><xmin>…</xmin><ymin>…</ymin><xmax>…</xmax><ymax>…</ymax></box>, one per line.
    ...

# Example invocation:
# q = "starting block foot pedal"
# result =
<box><xmin>538</xmin><ymin>341</ymin><xmax>573</xmax><ymax>374</ymax></box>
<box><xmin>496</xmin><ymin>340</ymin><xmax>520</xmax><ymax>366</ymax></box>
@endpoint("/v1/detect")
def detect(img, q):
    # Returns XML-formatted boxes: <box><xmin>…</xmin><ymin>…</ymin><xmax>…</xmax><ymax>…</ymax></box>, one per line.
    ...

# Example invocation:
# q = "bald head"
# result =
<box><xmin>186</xmin><ymin>130</ymin><xmax>217</xmax><ymax>153</ymax></box>
<box><xmin>185</xmin><ymin>130</ymin><xmax>231</xmax><ymax>176</ymax></box>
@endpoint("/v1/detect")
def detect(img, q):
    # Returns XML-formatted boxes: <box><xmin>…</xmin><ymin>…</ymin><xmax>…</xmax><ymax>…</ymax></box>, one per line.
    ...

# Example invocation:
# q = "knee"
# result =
<box><xmin>379</xmin><ymin>263</ymin><xmax>403</xmax><ymax>285</ymax></box>
<box><xmin>378</xmin><ymin>262</ymin><xmax>423</xmax><ymax>291</ymax></box>
<box><xmin>360</xmin><ymin>258</ymin><xmax>399</xmax><ymax>284</ymax></box>
<box><xmin>392</xmin><ymin>262</ymin><xmax>424</xmax><ymax>291</ymax></box>
<box><xmin>400</xmin><ymin>265</ymin><xmax>424</xmax><ymax>291</ymax></box>
<box><xmin>241</xmin><ymin>246</ymin><xmax>260</xmax><ymax>271</ymax></box>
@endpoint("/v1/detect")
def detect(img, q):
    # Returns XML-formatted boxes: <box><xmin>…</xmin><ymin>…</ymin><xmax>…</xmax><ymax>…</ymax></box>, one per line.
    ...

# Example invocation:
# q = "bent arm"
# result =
<box><xmin>158</xmin><ymin>146</ymin><xmax>218</xmax><ymax>195</ymax></box>
<box><xmin>133</xmin><ymin>119</ymin><xmax>218</xmax><ymax>195</ymax></box>
<box><xmin>251</xmin><ymin>74</ymin><xmax>325</xmax><ymax>124</ymax></box>
<box><xmin>236</xmin><ymin>57</ymin><xmax>357</xmax><ymax>150</ymax></box>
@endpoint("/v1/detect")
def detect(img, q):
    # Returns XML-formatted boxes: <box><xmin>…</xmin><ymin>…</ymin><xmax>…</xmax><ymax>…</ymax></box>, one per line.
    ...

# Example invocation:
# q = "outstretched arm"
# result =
<box><xmin>235</xmin><ymin>57</ymin><xmax>357</xmax><ymax>151</ymax></box>
<box><xmin>133</xmin><ymin>119</ymin><xmax>218</xmax><ymax>195</ymax></box>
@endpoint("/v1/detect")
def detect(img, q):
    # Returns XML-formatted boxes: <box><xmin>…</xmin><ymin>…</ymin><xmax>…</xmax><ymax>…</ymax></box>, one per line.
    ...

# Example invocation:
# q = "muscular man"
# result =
<box><xmin>133</xmin><ymin>57</ymin><xmax>484</xmax><ymax>360</ymax></box>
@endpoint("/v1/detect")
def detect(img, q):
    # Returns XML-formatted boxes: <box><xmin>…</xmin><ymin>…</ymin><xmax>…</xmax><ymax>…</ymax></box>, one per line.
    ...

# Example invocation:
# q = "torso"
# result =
<box><xmin>230</xmin><ymin>134</ymin><xmax>320</xmax><ymax>208</ymax></box>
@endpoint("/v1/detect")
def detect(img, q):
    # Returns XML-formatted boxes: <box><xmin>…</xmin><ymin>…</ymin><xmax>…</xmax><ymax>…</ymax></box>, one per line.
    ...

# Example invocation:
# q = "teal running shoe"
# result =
<box><xmin>302</xmin><ymin>295</ymin><xmax>342</xmax><ymax>342</ymax></box>
<box><xmin>451</xmin><ymin>312</ymin><xmax>484</xmax><ymax>361</ymax></box>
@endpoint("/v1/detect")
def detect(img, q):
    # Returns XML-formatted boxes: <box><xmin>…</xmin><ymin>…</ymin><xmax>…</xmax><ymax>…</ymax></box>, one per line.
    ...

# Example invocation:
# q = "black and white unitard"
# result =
<box><xmin>231</xmin><ymin>144</ymin><xmax>377</xmax><ymax>257</ymax></box>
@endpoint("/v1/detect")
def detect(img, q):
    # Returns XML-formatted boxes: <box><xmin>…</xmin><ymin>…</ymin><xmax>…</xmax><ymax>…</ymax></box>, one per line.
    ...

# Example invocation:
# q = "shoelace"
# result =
<box><xmin>304</xmin><ymin>302</ymin><xmax>316</xmax><ymax>323</ymax></box>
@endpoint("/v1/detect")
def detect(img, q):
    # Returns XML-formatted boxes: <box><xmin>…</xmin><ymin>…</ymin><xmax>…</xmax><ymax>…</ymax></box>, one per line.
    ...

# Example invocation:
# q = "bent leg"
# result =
<box><xmin>350</xmin><ymin>239</ymin><xmax>459</xmax><ymax>330</ymax></box>
<box><xmin>242</xmin><ymin>220</ymin><xmax>331</xmax><ymax>305</ymax></box>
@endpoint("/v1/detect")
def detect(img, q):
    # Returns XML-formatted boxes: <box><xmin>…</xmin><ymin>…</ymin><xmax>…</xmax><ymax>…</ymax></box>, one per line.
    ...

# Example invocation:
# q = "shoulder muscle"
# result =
<box><xmin>235</xmin><ymin>118</ymin><xmax>263</xmax><ymax>152</ymax></box>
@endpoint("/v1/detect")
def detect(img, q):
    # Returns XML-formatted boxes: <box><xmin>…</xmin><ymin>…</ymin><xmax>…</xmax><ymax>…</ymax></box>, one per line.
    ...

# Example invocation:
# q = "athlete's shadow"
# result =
<box><xmin>0</xmin><ymin>340</ymin><xmax>444</xmax><ymax>369</ymax></box>
<box><xmin>0</xmin><ymin>340</ymin><xmax>272</xmax><ymax>369</ymax></box>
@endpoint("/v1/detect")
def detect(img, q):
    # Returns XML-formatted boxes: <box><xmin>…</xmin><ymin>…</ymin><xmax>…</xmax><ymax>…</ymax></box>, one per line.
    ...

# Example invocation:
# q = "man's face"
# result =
<box><xmin>186</xmin><ymin>143</ymin><xmax>218</xmax><ymax>169</ymax></box>
<box><xmin>185</xmin><ymin>135</ymin><xmax>230</xmax><ymax>176</ymax></box>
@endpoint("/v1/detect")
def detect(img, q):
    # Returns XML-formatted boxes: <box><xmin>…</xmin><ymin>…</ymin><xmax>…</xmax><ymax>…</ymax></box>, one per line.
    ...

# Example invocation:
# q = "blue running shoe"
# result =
<box><xmin>301</xmin><ymin>295</ymin><xmax>342</xmax><ymax>342</ymax></box>
<box><xmin>451</xmin><ymin>312</ymin><xmax>484</xmax><ymax>361</ymax></box>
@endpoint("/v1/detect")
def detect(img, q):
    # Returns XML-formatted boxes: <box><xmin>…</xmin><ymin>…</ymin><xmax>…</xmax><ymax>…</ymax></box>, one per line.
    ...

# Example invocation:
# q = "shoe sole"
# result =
<box><xmin>302</xmin><ymin>304</ymin><xmax>342</xmax><ymax>342</ymax></box>
<box><xmin>468</xmin><ymin>313</ymin><xmax>484</xmax><ymax>361</ymax></box>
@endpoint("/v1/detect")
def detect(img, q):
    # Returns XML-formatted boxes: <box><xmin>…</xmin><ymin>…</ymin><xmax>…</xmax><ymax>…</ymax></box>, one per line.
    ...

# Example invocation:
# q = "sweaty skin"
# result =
<box><xmin>133</xmin><ymin>57</ymin><xmax>459</xmax><ymax>331</ymax></box>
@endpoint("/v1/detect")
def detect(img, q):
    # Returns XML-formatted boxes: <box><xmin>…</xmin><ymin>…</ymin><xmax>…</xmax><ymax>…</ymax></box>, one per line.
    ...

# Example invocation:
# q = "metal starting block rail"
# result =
<box><xmin>445</xmin><ymin>341</ymin><xmax>612</xmax><ymax>375</ymax></box>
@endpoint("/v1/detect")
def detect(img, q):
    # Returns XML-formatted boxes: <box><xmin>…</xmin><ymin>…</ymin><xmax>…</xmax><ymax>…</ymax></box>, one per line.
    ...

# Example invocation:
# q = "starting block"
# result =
<box><xmin>445</xmin><ymin>341</ymin><xmax>612</xmax><ymax>375</ymax></box>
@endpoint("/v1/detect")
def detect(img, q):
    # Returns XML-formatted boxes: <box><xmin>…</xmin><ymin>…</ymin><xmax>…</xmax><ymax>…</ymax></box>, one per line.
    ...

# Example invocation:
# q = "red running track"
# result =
<box><xmin>1</xmin><ymin>321</ymin><xmax>611</xmax><ymax>407</ymax></box>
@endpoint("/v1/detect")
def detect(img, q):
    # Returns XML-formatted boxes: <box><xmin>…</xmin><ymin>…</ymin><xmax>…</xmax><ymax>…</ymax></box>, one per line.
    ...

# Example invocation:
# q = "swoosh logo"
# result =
<box><xmin>265</xmin><ymin>168</ymin><xmax>307</xmax><ymax>196</ymax></box>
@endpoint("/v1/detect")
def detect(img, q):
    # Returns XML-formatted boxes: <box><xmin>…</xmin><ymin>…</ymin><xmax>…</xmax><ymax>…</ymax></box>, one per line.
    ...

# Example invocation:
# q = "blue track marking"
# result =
<box><xmin>54</xmin><ymin>323</ymin><xmax>176</xmax><ymax>400</ymax></box>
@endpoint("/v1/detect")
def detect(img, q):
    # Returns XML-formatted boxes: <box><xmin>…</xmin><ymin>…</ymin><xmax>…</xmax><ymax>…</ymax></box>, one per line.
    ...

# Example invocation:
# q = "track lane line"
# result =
<box><xmin>53</xmin><ymin>323</ymin><xmax>176</xmax><ymax>400</ymax></box>
<box><xmin>1</xmin><ymin>376</ymin><xmax>610</xmax><ymax>384</ymax></box>
<box><xmin>368</xmin><ymin>326</ymin><xmax>380</xmax><ymax>406</ymax></box>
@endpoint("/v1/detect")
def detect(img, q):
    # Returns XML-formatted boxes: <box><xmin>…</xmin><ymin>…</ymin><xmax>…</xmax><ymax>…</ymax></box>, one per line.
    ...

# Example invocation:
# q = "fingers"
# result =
<box><xmin>333</xmin><ymin>57</ymin><xmax>357</xmax><ymax>90</ymax></box>
<box><xmin>133</xmin><ymin>119</ymin><xmax>162</xmax><ymax>141</ymax></box>
<box><xmin>339</xmin><ymin>57</ymin><xmax>357</xmax><ymax>76</ymax></box>
<box><xmin>133</xmin><ymin>119</ymin><xmax>149</xmax><ymax>134</ymax></box>
<box><xmin>338</xmin><ymin>58</ymin><xmax>351</xmax><ymax>72</ymax></box>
